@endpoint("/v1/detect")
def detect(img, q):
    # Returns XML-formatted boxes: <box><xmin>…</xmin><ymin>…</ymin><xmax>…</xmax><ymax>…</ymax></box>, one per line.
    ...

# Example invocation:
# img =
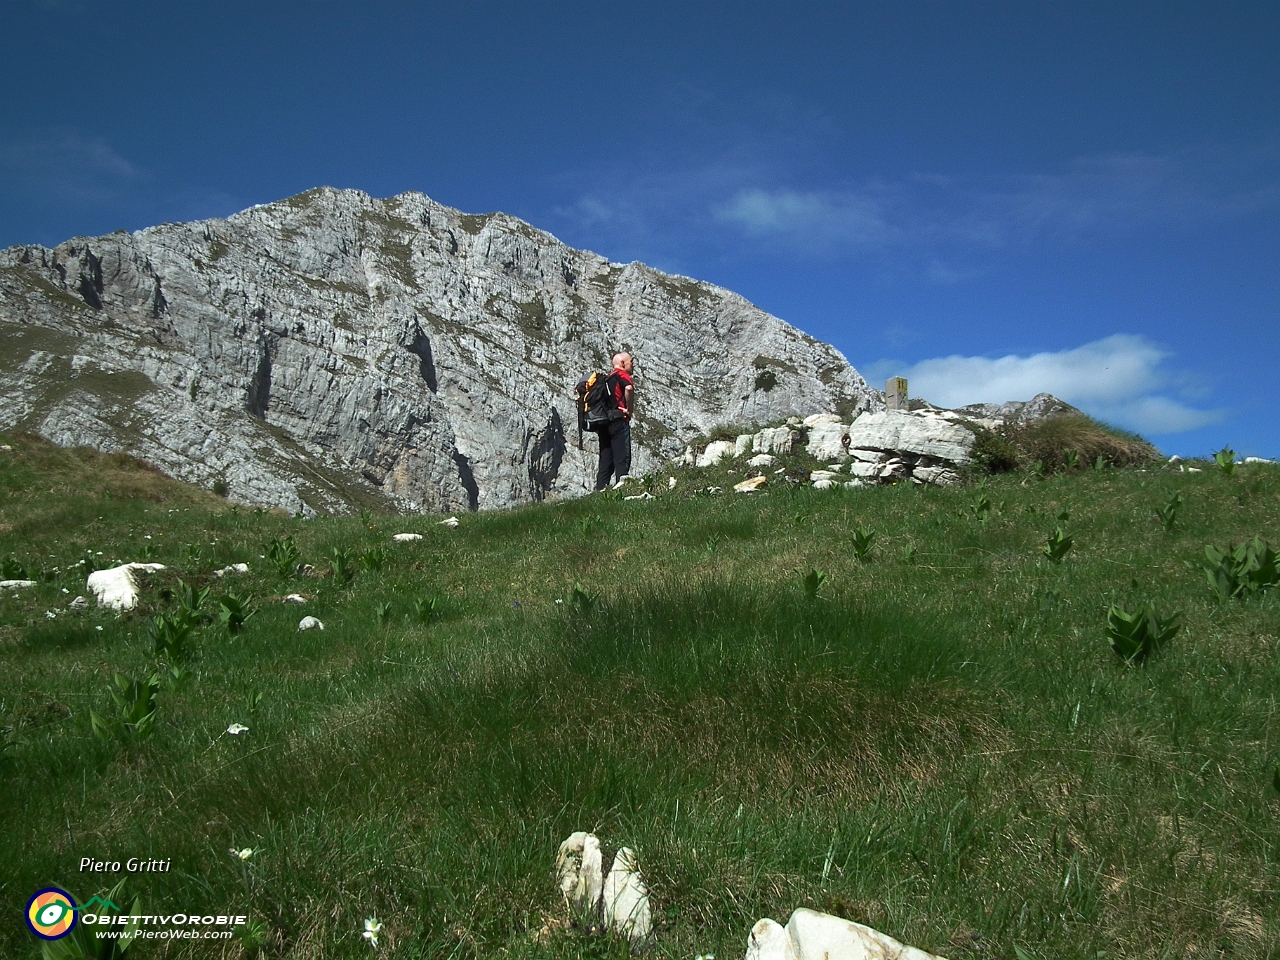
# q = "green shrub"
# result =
<box><xmin>217</xmin><ymin>593</ymin><xmax>255</xmax><ymax>633</ymax></box>
<box><xmin>1201</xmin><ymin>536</ymin><xmax>1280</xmax><ymax>602</ymax></box>
<box><xmin>969</xmin><ymin>426</ymin><xmax>1020</xmax><ymax>474</ymax></box>
<box><xmin>850</xmin><ymin>527</ymin><xmax>876</xmax><ymax>562</ymax></box>
<box><xmin>1106</xmin><ymin>605</ymin><xmax>1180</xmax><ymax>664</ymax></box>
<box><xmin>265</xmin><ymin>536</ymin><xmax>301</xmax><ymax>578</ymax></box>
<box><xmin>1043</xmin><ymin>527</ymin><xmax>1073</xmax><ymax>563</ymax></box>
<box><xmin>1154</xmin><ymin>491</ymin><xmax>1182</xmax><ymax>532</ymax></box>
<box><xmin>91</xmin><ymin>673</ymin><xmax>160</xmax><ymax>742</ymax></box>
<box><xmin>1214</xmin><ymin>446</ymin><xmax>1237</xmax><ymax>475</ymax></box>
<box><xmin>802</xmin><ymin>569</ymin><xmax>827</xmax><ymax>599</ymax></box>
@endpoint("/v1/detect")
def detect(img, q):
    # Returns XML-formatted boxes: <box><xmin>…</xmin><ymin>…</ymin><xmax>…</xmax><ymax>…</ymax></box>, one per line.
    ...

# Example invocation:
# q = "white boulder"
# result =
<box><xmin>438</xmin><ymin>516</ymin><xmax>460</xmax><ymax>527</ymax></box>
<box><xmin>748</xmin><ymin>453</ymin><xmax>779</xmax><ymax>468</ymax></box>
<box><xmin>555</xmin><ymin>832</ymin><xmax>604</xmax><ymax>920</ymax></box>
<box><xmin>785</xmin><ymin>908</ymin><xmax>946</xmax><ymax>960</ymax></box>
<box><xmin>601</xmin><ymin>847</ymin><xmax>652</xmax><ymax>942</ymax></box>
<box><xmin>806</xmin><ymin>420</ymin><xmax>851</xmax><ymax>460</ymax></box>
<box><xmin>86</xmin><ymin>563</ymin><xmax>166</xmax><ymax>611</ymax></box>
<box><xmin>913</xmin><ymin>465</ymin><xmax>961</xmax><ymax>485</ymax></box>
<box><xmin>1</xmin><ymin>579</ymin><xmax>37</xmax><ymax>589</ymax></box>
<box><xmin>297</xmin><ymin>616</ymin><xmax>324</xmax><ymax>631</ymax></box>
<box><xmin>214</xmin><ymin>563</ymin><xmax>250</xmax><ymax>577</ymax></box>
<box><xmin>802</xmin><ymin>413</ymin><xmax>842</xmax><ymax>427</ymax></box>
<box><xmin>392</xmin><ymin>533</ymin><xmax>423</xmax><ymax>541</ymax></box>
<box><xmin>284</xmin><ymin>593</ymin><xmax>307</xmax><ymax>604</ymax></box>
<box><xmin>734</xmin><ymin>475</ymin><xmax>768</xmax><ymax>493</ymax></box>
<box><xmin>735</xmin><ymin>433</ymin><xmax>755</xmax><ymax>456</ymax></box>
<box><xmin>697</xmin><ymin>440</ymin><xmax>737</xmax><ymax>467</ymax></box>
<box><xmin>746</xmin><ymin>918</ymin><xmax>798</xmax><ymax>960</ymax></box>
<box><xmin>845</xmin><ymin>410</ymin><xmax>975</xmax><ymax>464</ymax></box>
<box><xmin>753</xmin><ymin>427</ymin><xmax>799</xmax><ymax>456</ymax></box>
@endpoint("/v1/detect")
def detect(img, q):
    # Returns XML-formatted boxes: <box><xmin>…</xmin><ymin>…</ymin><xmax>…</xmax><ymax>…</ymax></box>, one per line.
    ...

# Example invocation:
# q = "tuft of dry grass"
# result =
<box><xmin>1003</xmin><ymin>414</ymin><xmax>1161</xmax><ymax>471</ymax></box>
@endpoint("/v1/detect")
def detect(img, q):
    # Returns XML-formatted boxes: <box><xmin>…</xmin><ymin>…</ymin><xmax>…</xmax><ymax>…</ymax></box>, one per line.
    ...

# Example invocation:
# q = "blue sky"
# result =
<box><xmin>2</xmin><ymin>1</ymin><xmax>1277</xmax><ymax>457</ymax></box>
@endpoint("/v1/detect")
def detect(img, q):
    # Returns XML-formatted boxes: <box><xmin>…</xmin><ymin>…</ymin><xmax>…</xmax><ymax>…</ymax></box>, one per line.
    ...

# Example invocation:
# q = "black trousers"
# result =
<box><xmin>594</xmin><ymin>418</ymin><xmax>632</xmax><ymax>490</ymax></box>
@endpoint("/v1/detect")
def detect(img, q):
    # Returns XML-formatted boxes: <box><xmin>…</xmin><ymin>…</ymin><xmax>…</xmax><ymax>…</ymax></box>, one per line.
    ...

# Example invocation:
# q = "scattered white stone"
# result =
<box><xmin>668</xmin><ymin>476</ymin><xmax>677</xmax><ymax>489</ymax></box>
<box><xmin>44</xmin><ymin>610</ymin><xmax>57</xmax><ymax>619</ymax></box>
<box><xmin>623</xmin><ymin>492</ymin><xmax>654</xmax><ymax>501</ymax></box>
<box><xmin>1187</xmin><ymin>467</ymin><xmax>1202</xmax><ymax>473</ymax></box>
<box><xmin>556</xmin><ymin>832</ymin><xmax>604</xmax><ymax>919</ymax></box>
<box><xmin>214</xmin><ymin>563</ymin><xmax>250</xmax><ymax>577</ymax></box>
<box><xmin>734</xmin><ymin>476</ymin><xmax>768</xmax><ymax>493</ymax></box>
<box><xmin>809</xmin><ymin>470</ymin><xmax>841</xmax><ymax>484</ymax></box>
<box><xmin>0</xmin><ymin>579</ymin><xmax>37</xmax><ymax>589</ymax></box>
<box><xmin>1167</xmin><ymin>455</ymin><xmax>1183</xmax><ymax>466</ymax></box>
<box><xmin>297</xmin><ymin>616</ymin><xmax>324</xmax><ymax>631</ymax></box>
<box><xmin>226</xmin><ymin>723</ymin><xmax>249</xmax><ymax>735</ymax></box>
<box><xmin>706</xmin><ymin>485</ymin><xmax>724</xmax><ymax>495</ymax></box>
<box><xmin>284</xmin><ymin>593</ymin><xmax>307</xmax><ymax>604</ymax></box>
<box><xmin>601</xmin><ymin>847</ymin><xmax>652</xmax><ymax>942</ymax></box>
<box><xmin>392</xmin><ymin>533</ymin><xmax>423</xmax><ymax>541</ymax></box>
<box><xmin>0</xmin><ymin>444</ymin><xmax>11</xmax><ymax>451</ymax></box>
<box><xmin>438</xmin><ymin>516</ymin><xmax>460</xmax><ymax>527</ymax></box>
<box><xmin>68</xmin><ymin>595</ymin><xmax>88</xmax><ymax>609</ymax></box>
<box><xmin>86</xmin><ymin>562</ymin><xmax>166</xmax><ymax>611</ymax></box>
<box><xmin>748</xmin><ymin>453</ymin><xmax>778</xmax><ymax>468</ymax></box>
<box><xmin>812</xmin><ymin>479</ymin><xmax>839</xmax><ymax>491</ymax></box>
<box><xmin>612</xmin><ymin>474</ymin><xmax>642</xmax><ymax>490</ymax></box>
<box><xmin>1244</xmin><ymin>456</ymin><xmax>1273</xmax><ymax>464</ymax></box>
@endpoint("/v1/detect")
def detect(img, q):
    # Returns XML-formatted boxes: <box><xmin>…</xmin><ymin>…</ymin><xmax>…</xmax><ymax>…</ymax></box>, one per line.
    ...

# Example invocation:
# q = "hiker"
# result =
<box><xmin>594</xmin><ymin>352</ymin><xmax>635</xmax><ymax>491</ymax></box>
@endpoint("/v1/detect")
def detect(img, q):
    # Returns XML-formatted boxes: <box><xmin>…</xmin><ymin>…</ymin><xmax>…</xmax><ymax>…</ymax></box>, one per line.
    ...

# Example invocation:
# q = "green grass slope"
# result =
<box><xmin>2</xmin><ymin>433</ymin><xmax>1278</xmax><ymax>959</ymax></box>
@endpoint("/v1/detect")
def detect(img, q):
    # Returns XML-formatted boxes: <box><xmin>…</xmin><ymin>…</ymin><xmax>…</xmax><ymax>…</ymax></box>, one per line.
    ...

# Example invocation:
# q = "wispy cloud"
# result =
<box><xmin>715</xmin><ymin>187</ymin><xmax>899</xmax><ymax>246</ymax></box>
<box><xmin>553</xmin><ymin>142</ymin><xmax>1280</xmax><ymax>275</ymax></box>
<box><xmin>0</xmin><ymin>129</ymin><xmax>143</xmax><ymax>204</ymax></box>
<box><xmin>867</xmin><ymin>334</ymin><xmax>1224</xmax><ymax>436</ymax></box>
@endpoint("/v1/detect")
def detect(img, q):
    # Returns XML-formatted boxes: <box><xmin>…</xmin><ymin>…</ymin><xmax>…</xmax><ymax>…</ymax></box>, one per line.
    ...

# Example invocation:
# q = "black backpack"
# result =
<box><xmin>574</xmin><ymin>370</ymin><xmax>619</xmax><ymax>438</ymax></box>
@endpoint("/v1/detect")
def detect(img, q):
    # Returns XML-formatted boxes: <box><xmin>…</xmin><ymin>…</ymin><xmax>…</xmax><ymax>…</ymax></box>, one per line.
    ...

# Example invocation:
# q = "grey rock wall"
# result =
<box><xmin>0</xmin><ymin>187</ymin><xmax>880</xmax><ymax>514</ymax></box>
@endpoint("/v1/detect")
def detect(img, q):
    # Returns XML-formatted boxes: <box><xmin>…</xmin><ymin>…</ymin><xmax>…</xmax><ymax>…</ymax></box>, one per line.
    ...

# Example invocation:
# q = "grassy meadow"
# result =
<box><xmin>1</xmin><ymin>431</ymin><xmax>1279</xmax><ymax>959</ymax></box>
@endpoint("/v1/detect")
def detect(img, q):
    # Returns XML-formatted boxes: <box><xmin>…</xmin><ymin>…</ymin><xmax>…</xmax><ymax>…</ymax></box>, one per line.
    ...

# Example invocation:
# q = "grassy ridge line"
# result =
<box><xmin>1</xmin><ymin>433</ymin><xmax>1279</xmax><ymax>959</ymax></box>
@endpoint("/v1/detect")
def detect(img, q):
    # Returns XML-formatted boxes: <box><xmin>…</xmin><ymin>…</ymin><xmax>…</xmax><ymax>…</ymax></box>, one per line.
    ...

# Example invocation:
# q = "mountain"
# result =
<box><xmin>0</xmin><ymin>187</ymin><xmax>880</xmax><ymax>514</ymax></box>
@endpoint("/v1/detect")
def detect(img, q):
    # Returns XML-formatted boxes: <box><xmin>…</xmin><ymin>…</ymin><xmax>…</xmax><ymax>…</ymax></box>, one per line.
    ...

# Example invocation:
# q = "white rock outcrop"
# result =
<box><xmin>845</xmin><ymin>410</ymin><xmax>975</xmax><ymax>464</ymax></box>
<box><xmin>86</xmin><ymin>562</ymin><xmax>166</xmax><ymax>611</ymax></box>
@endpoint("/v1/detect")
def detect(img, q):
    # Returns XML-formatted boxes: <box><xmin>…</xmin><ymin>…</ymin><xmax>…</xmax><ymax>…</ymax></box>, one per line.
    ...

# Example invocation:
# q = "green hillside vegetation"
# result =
<box><xmin>2</xmin><ymin>429</ymin><xmax>1278</xmax><ymax>960</ymax></box>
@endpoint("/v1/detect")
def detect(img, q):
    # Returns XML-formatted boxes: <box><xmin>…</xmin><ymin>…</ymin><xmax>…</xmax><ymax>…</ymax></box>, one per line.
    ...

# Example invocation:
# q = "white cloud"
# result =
<box><xmin>715</xmin><ymin>187</ymin><xmax>898</xmax><ymax>245</ymax></box>
<box><xmin>869</xmin><ymin>334</ymin><xmax>1224</xmax><ymax>436</ymax></box>
<box><xmin>0</xmin><ymin>130</ymin><xmax>142</xmax><ymax>204</ymax></box>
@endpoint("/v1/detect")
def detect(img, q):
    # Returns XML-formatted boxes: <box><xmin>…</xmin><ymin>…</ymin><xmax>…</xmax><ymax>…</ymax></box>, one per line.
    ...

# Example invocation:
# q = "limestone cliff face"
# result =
<box><xmin>0</xmin><ymin>187</ymin><xmax>880</xmax><ymax>513</ymax></box>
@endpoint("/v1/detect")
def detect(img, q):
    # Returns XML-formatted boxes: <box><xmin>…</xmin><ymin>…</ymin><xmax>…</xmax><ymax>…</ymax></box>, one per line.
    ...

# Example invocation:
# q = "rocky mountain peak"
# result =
<box><xmin>0</xmin><ymin>187</ymin><xmax>880</xmax><ymax>513</ymax></box>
